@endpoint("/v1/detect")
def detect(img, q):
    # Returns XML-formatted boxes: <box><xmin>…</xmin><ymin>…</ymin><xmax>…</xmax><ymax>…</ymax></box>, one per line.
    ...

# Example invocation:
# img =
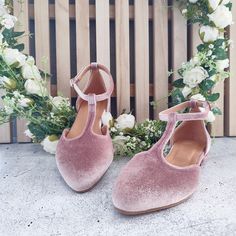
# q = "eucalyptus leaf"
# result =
<box><xmin>199</xmin><ymin>79</ymin><xmax>215</xmax><ymax>91</ymax></box>
<box><xmin>207</xmin><ymin>93</ymin><xmax>220</xmax><ymax>102</ymax></box>
<box><xmin>172</xmin><ymin>79</ymin><xmax>185</xmax><ymax>88</ymax></box>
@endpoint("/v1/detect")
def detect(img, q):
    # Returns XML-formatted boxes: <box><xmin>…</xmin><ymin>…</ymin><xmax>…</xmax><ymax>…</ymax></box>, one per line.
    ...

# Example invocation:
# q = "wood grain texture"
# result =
<box><xmin>115</xmin><ymin>0</ymin><xmax>130</xmax><ymax>114</ymax></box>
<box><xmin>153</xmin><ymin>0</ymin><xmax>168</xmax><ymax>118</ymax></box>
<box><xmin>13</xmin><ymin>0</ymin><xmax>30</xmax><ymax>142</ymax></box>
<box><xmin>34</xmin><ymin>0</ymin><xmax>51</xmax><ymax>90</ymax></box>
<box><xmin>191</xmin><ymin>24</ymin><xmax>201</xmax><ymax>55</ymax></box>
<box><xmin>225</xmin><ymin>5</ymin><xmax>236</xmax><ymax>136</ymax></box>
<box><xmin>75</xmin><ymin>0</ymin><xmax>90</xmax><ymax>90</ymax></box>
<box><xmin>55</xmin><ymin>0</ymin><xmax>71</xmax><ymax>97</ymax></box>
<box><xmin>28</xmin><ymin>4</ymin><xmax>156</xmax><ymax>20</ymax></box>
<box><xmin>172</xmin><ymin>4</ymin><xmax>187</xmax><ymax>80</ymax></box>
<box><xmin>134</xmin><ymin>0</ymin><xmax>149</xmax><ymax>122</ymax></box>
<box><xmin>95</xmin><ymin>0</ymin><xmax>110</xmax><ymax>69</ymax></box>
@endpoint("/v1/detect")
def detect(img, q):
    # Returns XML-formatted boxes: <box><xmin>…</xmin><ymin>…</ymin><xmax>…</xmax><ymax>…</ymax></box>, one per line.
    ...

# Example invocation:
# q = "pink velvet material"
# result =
<box><xmin>55</xmin><ymin>63</ymin><xmax>114</xmax><ymax>192</ymax></box>
<box><xmin>56</xmin><ymin>129</ymin><xmax>113</xmax><ymax>192</ymax></box>
<box><xmin>112</xmin><ymin>149</ymin><xmax>200</xmax><ymax>213</ymax></box>
<box><xmin>112</xmin><ymin>100</ymin><xmax>211</xmax><ymax>214</ymax></box>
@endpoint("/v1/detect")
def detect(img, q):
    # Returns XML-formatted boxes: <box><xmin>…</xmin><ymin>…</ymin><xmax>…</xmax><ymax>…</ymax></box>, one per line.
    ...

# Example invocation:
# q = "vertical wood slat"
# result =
<box><xmin>172</xmin><ymin>5</ymin><xmax>187</xmax><ymax>80</ymax></box>
<box><xmin>191</xmin><ymin>24</ymin><xmax>201</xmax><ymax>55</ymax></box>
<box><xmin>34</xmin><ymin>0</ymin><xmax>51</xmax><ymax>90</ymax></box>
<box><xmin>13</xmin><ymin>0</ymin><xmax>30</xmax><ymax>142</ymax></box>
<box><xmin>225</xmin><ymin>4</ymin><xmax>236</xmax><ymax>136</ymax></box>
<box><xmin>211</xmin><ymin>31</ymin><xmax>225</xmax><ymax>137</ymax></box>
<box><xmin>153</xmin><ymin>0</ymin><xmax>168</xmax><ymax>118</ymax></box>
<box><xmin>96</xmin><ymin>0</ymin><xmax>110</xmax><ymax>69</ymax></box>
<box><xmin>115</xmin><ymin>0</ymin><xmax>130</xmax><ymax>114</ymax></box>
<box><xmin>134</xmin><ymin>0</ymin><xmax>149</xmax><ymax>122</ymax></box>
<box><xmin>75</xmin><ymin>0</ymin><xmax>90</xmax><ymax>90</ymax></box>
<box><xmin>55</xmin><ymin>0</ymin><xmax>71</xmax><ymax>98</ymax></box>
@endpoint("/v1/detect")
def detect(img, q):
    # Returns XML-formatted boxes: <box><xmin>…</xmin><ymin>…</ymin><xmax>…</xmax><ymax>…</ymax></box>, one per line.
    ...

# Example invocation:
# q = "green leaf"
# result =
<box><xmin>225</xmin><ymin>2</ymin><xmax>232</xmax><ymax>10</ymax></box>
<box><xmin>199</xmin><ymin>79</ymin><xmax>215</xmax><ymax>91</ymax></box>
<box><xmin>207</xmin><ymin>93</ymin><xmax>220</xmax><ymax>102</ymax></box>
<box><xmin>214</xmin><ymin>38</ymin><xmax>225</xmax><ymax>47</ymax></box>
<box><xmin>172</xmin><ymin>79</ymin><xmax>185</xmax><ymax>88</ymax></box>
<box><xmin>197</xmin><ymin>44</ymin><xmax>206</xmax><ymax>52</ymax></box>
<box><xmin>214</xmin><ymin>48</ymin><xmax>228</xmax><ymax>60</ymax></box>
<box><xmin>171</xmin><ymin>88</ymin><xmax>185</xmax><ymax>105</ymax></box>
<box><xmin>13</xmin><ymin>44</ymin><xmax>25</xmax><ymax>52</ymax></box>
<box><xmin>212</xmin><ymin>107</ymin><xmax>222</xmax><ymax>115</ymax></box>
<box><xmin>28</xmin><ymin>123</ymin><xmax>46</xmax><ymax>142</ymax></box>
<box><xmin>12</xmin><ymin>31</ymin><xmax>25</xmax><ymax>38</ymax></box>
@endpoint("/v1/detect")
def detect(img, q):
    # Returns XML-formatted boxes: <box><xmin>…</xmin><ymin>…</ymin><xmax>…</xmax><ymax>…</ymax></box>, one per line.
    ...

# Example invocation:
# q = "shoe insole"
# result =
<box><xmin>166</xmin><ymin>140</ymin><xmax>204</xmax><ymax>167</ymax></box>
<box><xmin>67</xmin><ymin>99</ymin><xmax>107</xmax><ymax>139</ymax></box>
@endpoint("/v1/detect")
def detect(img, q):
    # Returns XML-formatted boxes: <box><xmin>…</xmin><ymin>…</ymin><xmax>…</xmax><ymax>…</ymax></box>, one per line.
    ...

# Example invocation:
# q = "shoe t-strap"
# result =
<box><xmin>153</xmin><ymin>100</ymin><xmax>210</xmax><ymax>154</ymax></box>
<box><xmin>159</xmin><ymin>100</ymin><xmax>210</xmax><ymax>122</ymax></box>
<box><xmin>70</xmin><ymin>62</ymin><xmax>114</xmax><ymax>104</ymax></box>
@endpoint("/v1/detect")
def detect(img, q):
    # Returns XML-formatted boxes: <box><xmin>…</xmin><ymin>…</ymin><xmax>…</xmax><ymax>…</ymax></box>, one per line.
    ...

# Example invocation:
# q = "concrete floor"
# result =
<box><xmin>0</xmin><ymin>138</ymin><xmax>236</xmax><ymax>236</ymax></box>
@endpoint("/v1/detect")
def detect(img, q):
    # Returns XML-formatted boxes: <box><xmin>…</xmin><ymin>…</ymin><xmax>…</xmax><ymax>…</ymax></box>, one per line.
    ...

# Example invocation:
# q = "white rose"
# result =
<box><xmin>199</xmin><ymin>26</ymin><xmax>219</xmax><ymax>42</ymax></box>
<box><xmin>0</xmin><ymin>76</ymin><xmax>16</xmax><ymax>89</ymax></box>
<box><xmin>182</xmin><ymin>86</ymin><xmax>192</xmax><ymax>98</ymax></box>
<box><xmin>0</xmin><ymin>32</ymin><xmax>3</xmax><ymax>44</ymax></box>
<box><xmin>183</xmin><ymin>66</ymin><xmax>208</xmax><ymax>88</ymax></box>
<box><xmin>199</xmin><ymin>108</ymin><xmax>216</xmax><ymax>123</ymax></box>
<box><xmin>208</xmin><ymin>0</ymin><xmax>221</xmax><ymax>11</ymax></box>
<box><xmin>24</xmin><ymin>79</ymin><xmax>47</xmax><ymax>97</ymax></box>
<box><xmin>41</xmin><ymin>135</ymin><xmax>59</xmax><ymax>155</ymax></box>
<box><xmin>215</xmin><ymin>59</ymin><xmax>229</xmax><ymax>71</ymax></box>
<box><xmin>21</xmin><ymin>56</ymin><xmax>41</xmax><ymax>80</ymax></box>
<box><xmin>101</xmin><ymin>111</ymin><xmax>113</xmax><ymax>128</ymax></box>
<box><xmin>191</xmin><ymin>93</ymin><xmax>206</xmax><ymax>101</ymax></box>
<box><xmin>51</xmin><ymin>96</ymin><xmax>69</xmax><ymax>111</ymax></box>
<box><xmin>189</xmin><ymin>0</ymin><xmax>198</xmax><ymax>3</ymax></box>
<box><xmin>24</xmin><ymin>129</ymin><xmax>34</xmax><ymax>139</ymax></box>
<box><xmin>1</xmin><ymin>15</ymin><xmax>17</xmax><ymax>29</ymax></box>
<box><xmin>208</xmin><ymin>5</ymin><xmax>233</xmax><ymax>29</ymax></box>
<box><xmin>2</xmin><ymin>48</ymin><xmax>26</xmax><ymax>67</ymax></box>
<box><xmin>18</xmin><ymin>98</ymin><xmax>32</xmax><ymax>107</ymax></box>
<box><xmin>116</xmin><ymin>114</ymin><xmax>135</xmax><ymax>130</ymax></box>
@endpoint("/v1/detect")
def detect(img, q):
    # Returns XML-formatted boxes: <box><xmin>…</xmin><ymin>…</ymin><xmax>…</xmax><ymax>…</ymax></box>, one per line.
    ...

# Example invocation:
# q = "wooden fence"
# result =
<box><xmin>0</xmin><ymin>0</ymin><xmax>235</xmax><ymax>143</ymax></box>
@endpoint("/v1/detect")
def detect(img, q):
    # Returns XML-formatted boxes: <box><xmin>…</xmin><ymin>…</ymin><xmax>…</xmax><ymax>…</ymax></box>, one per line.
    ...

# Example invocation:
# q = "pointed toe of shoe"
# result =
<box><xmin>55</xmin><ymin>132</ymin><xmax>113</xmax><ymax>192</ymax></box>
<box><xmin>112</xmin><ymin>152</ymin><xmax>200</xmax><ymax>214</ymax></box>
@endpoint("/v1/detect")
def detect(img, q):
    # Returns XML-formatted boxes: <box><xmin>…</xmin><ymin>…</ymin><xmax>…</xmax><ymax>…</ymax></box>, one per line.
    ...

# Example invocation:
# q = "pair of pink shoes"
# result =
<box><xmin>56</xmin><ymin>63</ymin><xmax>211</xmax><ymax>215</ymax></box>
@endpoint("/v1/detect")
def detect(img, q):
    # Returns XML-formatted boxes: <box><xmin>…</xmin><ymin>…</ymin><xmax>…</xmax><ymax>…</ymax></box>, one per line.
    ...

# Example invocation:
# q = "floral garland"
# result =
<box><xmin>0</xmin><ymin>0</ymin><xmax>233</xmax><ymax>156</ymax></box>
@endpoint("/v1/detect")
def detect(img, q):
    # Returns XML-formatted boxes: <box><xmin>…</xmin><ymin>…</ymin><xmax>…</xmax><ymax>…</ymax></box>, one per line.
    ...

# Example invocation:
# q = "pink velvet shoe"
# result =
<box><xmin>112</xmin><ymin>100</ymin><xmax>211</xmax><ymax>215</ymax></box>
<box><xmin>56</xmin><ymin>63</ymin><xmax>114</xmax><ymax>192</ymax></box>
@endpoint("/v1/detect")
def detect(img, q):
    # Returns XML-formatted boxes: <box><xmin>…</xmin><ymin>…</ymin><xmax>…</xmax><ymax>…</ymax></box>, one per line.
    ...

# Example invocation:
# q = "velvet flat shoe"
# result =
<box><xmin>56</xmin><ymin>63</ymin><xmax>114</xmax><ymax>192</ymax></box>
<box><xmin>112</xmin><ymin>100</ymin><xmax>211</xmax><ymax>215</ymax></box>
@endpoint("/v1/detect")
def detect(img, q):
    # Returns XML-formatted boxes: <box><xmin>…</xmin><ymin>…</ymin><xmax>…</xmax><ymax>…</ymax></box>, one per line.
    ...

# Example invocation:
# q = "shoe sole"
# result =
<box><xmin>114</xmin><ymin>193</ymin><xmax>193</xmax><ymax>216</ymax></box>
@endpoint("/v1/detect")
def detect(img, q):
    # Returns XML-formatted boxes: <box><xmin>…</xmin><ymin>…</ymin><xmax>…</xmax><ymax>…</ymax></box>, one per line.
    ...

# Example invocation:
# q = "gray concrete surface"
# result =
<box><xmin>0</xmin><ymin>138</ymin><xmax>236</xmax><ymax>236</ymax></box>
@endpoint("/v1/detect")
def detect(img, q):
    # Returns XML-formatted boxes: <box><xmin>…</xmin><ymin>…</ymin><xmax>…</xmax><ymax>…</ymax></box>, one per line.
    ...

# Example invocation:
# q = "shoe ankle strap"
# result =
<box><xmin>159</xmin><ymin>100</ymin><xmax>210</xmax><ymax>122</ymax></box>
<box><xmin>70</xmin><ymin>62</ymin><xmax>114</xmax><ymax>103</ymax></box>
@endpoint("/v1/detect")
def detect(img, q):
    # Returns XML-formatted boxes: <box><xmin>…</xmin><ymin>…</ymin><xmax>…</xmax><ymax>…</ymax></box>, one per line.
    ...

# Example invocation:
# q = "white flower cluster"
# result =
<box><xmin>0</xmin><ymin>0</ymin><xmax>17</xmax><ymax>29</ymax></box>
<box><xmin>178</xmin><ymin>1</ymin><xmax>233</xmax><ymax>123</ymax></box>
